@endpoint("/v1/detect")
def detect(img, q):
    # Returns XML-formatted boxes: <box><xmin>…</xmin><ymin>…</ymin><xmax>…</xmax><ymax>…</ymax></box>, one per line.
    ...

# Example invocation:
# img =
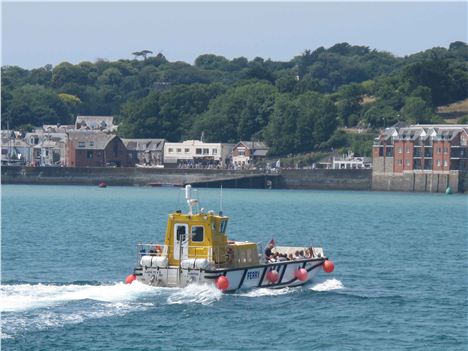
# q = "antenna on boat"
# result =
<box><xmin>185</xmin><ymin>184</ymin><xmax>198</xmax><ymax>215</ymax></box>
<box><xmin>219</xmin><ymin>184</ymin><xmax>223</xmax><ymax>215</ymax></box>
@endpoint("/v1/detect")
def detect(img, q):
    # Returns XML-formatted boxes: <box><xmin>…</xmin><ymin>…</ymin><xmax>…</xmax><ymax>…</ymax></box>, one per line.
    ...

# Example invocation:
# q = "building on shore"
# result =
<box><xmin>163</xmin><ymin>140</ymin><xmax>233</xmax><ymax>168</ymax></box>
<box><xmin>231</xmin><ymin>141</ymin><xmax>269</xmax><ymax>169</ymax></box>
<box><xmin>122</xmin><ymin>138</ymin><xmax>165</xmax><ymax>166</ymax></box>
<box><xmin>373</xmin><ymin>124</ymin><xmax>468</xmax><ymax>173</ymax></box>
<box><xmin>75</xmin><ymin>116</ymin><xmax>118</xmax><ymax>132</ymax></box>
<box><xmin>67</xmin><ymin>132</ymin><xmax>129</xmax><ymax>167</ymax></box>
<box><xmin>1</xmin><ymin>130</ymin><xmax>30</xmax><ymax>165</ymax></box>
<box><xmin>332</xmin><ymin>154</ymin><xmax>372</xmax><ymax>169</ymax></box>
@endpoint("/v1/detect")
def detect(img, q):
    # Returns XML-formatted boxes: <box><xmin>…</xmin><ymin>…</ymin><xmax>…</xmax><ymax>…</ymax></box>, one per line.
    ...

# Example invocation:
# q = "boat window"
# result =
<box><xmin>220</xmin><ymin>220</ymin><xmax>228</xmax><ymax>233</ymax></box>
<box><xmin>176</xmin><ymin>224</ymin><xmax>187</xmax><ymax>241</ymax></box>
<box><xmin>191</xmin><ymin>226</ymin><xmax>204</xmax><ymax>242</ymax></box>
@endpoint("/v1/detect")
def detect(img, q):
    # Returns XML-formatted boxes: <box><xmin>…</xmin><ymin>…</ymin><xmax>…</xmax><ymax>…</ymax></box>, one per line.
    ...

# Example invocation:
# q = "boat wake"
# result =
<box><xmin>1</xmin><ymin>281</ymin><xmax>156</xmax><ymax>313</ymax></box>
<box><xmin>1</xmin><ymin>279</ymin><xmax>344</xmax><ymax>339</ymax></box>
<box><xmin>167</xmin><ymin>283</ymin><xmax>222</xmax><ymax>305</ymax></box>
<box><xmin>309</xmin><ymin>278</ymin><xmax>344</xmax><ymax>292</ymax></box>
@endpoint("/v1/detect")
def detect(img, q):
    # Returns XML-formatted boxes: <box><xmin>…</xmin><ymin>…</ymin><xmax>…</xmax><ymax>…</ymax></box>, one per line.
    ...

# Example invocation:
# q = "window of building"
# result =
<box><xmin>185</xmin><ymin>148</ymin><xmax>190</xmax><ymax>153</ymax></box>
<box><xmin>443</xmin><ymin>160</ymin><xmax>448</xmax><ymax>167</ymax></box>
<box><xmin>398</xmin><ymin>147</ymin><xmax>402</xmax><ymax>154</ymax></box>
<box><xmin>90</xmin><ymin>141</ymin><xmax>94</xmax><ymax>147</ymax></box>
<box><xmin>437</xmin><ymin>160</ymin><xmax>441</xmax><ymax>167</ymax></box>
<box><xmin>405</xmin><ymin>159</ymin><xmax>410</xmax><ymax>166</ymax></box>
<box><xmin>443</xmin><ymin>147</ymin><xmax>448</xmax><ymax>154</ymax></box>
<box><xmin>203</xmin><ymin>148</ymin><xmax>209</xmax><ymax>155</ymax></box>
<box><xmin>437</xmin><ymin>147</ymin><xmax>441</xmax><ymax>154</ymax></box>
<box><xmin>191</xmin><ymin>226</ymin><xmax>204</xmax><ymax>242</ymax></box>
<box><xmin>168</xmin><ymin>148</ymin><xmax>173</xmax><ymax>153</ymax></box>
<box><xmin>78</xmin><ymin>141</ymin><xmax>85</xmax><ymax>148</ymax></box>
<box><xmin>397</xmin><ymin>159</ymin><xmax>403</xmax><ymax>165</ymax></box>
<box><xmin>176</xmin><ymin>148</ymin><xmax>181</xmax><ymax>153</ymax></box>
<box><xmin>196</xmin><ymin>148</ymin><xmax>202</xmax><ymax>155</ymax></box>
<box><xmin>212</xmin><ymin>148</ymin><xmax>217</xmax><ymax>155</ymax></box>
<box><xmin>405</xmin><ymin>147</ymin><xmax>410</xmax><ymax>153</ymax></box>
<box><xmin>87</xmin><ymin>151</ymin><xmax>93</xmax><ymax>159</ymax></box>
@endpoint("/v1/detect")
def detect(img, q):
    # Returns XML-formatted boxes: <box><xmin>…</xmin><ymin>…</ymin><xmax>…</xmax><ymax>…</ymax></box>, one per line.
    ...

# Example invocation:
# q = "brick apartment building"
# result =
<box><xmin>373</xmin><ymin>124</ymin><xmax>468</xmax><ymax>173</ymax></box>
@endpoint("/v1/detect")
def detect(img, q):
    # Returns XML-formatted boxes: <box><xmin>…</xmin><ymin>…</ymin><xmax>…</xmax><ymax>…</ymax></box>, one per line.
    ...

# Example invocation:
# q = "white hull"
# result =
<box><xmin>135</xmin><ymin>258</ymin><xmax>326</xmax><ymax>293</ymax></box>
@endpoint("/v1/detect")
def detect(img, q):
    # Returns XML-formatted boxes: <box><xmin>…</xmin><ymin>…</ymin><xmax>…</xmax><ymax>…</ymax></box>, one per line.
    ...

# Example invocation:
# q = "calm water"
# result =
<box><xmin>1</xmin><ymin>185</ymin><xmax>467</xmax><ymax>350</ymax></box>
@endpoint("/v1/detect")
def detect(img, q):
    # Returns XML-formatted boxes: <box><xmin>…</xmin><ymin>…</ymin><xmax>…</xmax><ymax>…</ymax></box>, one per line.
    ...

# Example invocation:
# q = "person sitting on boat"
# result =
<box><xmin>288</xmin><ymin>253</ymin><xmax>294</xmax><ymax>261</ymax></box>
<box><xmin>269</xmin><ymin>252</ymin><xmax>279</xmax><ymax>262</ymax></box>
<box><xmin>306</xmin><ymin>247</ymin><xmax>315</xmax><ymax>258</ymax></box>
<box><xmin>277</xmin><ymin>253</ymin><xmax>288</xmax><ymax>262</ymax></box>
<box><xmin>294</xmin><ymin>250</ymin><xmax>300</xmax><ymax>260</ymax></box>
<box><xmin>298</xmin><ymin>250</ymin><xmax>306</xmax><ymax>259</ymax></box>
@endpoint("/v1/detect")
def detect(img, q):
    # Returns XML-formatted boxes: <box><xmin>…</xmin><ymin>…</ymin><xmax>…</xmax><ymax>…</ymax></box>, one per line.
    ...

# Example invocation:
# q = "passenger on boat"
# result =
<box><xmin>264</xmin><ymin>243</ymin><xmax>273</xmax><ymax>260</ymax></box>
<box><xmin>277</xmin><ymin>253</ymin><xmax>288</xmax><ymax>262</ymax></box>
<box><xmin>294</xmin><ymin>251</ymin><xmax>300</xmax><ymax>260</ymax></box>
<box><xmin>306</xmin><ymin>247</ymin><xmax>315</xmax><ymax>258</ymax></box>
<box><xmin>288</xmin><ymin>253</ymin><xmax>294</xmax><ymax>261</ymax></box>
<box><xmin>298</xmin><ymin>250</ymin><xmax>306</xmax><ymax>259</ymax></box>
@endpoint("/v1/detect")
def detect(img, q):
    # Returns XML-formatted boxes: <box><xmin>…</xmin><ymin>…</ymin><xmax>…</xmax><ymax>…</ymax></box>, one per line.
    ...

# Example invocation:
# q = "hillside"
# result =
<box><xmin>1</xmin><ymin>41</ymin><xmax>467</xmax><ymax>156</ymax></box>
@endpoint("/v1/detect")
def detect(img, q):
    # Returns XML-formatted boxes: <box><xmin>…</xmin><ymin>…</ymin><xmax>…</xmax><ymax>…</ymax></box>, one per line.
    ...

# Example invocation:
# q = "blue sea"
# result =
<box><xmin>1</xmin><ymin>185</ymin><xmax>467</xmax><ymax>350</ymax></box>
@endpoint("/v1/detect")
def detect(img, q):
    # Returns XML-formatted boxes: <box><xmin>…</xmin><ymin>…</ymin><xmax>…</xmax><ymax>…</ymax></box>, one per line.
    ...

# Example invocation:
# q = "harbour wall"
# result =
<box><xmin>2</xmin><ymin>166</ymin><xmax>466</xmax><ymax>192</ymax></box>
<box><xmin>1</xmin><ymin>166</ymin><xmax>371</xmax><ymax>190</ymax></box>
<box><xmin>372</xmin><ymin>171</ymin><xmax>466</xmax><ymax>193</ymax></box>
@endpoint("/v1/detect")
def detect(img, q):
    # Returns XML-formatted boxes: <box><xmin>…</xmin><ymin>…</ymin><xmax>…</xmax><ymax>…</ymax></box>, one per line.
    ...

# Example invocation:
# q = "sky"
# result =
<box><xmin>1</xmin><ymin>1</ymin><xmax>467</xmax><ymax>69</ymax></box>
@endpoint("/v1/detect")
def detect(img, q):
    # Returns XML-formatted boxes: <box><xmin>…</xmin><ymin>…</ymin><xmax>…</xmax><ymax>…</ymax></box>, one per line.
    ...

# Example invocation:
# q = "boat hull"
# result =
<box><xmin>134</xmin><ymin>258</ymin><xmax>326</xmax><ymax>292</ymax></box>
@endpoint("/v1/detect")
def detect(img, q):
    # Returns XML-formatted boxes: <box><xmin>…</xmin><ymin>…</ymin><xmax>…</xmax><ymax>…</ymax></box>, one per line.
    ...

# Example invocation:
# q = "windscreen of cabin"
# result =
<box><xmin>176</xmin><ymin>224</ymin><xmax>187</xmax><ymax>241</ymax></box>
<box><xmin>220</xmin><ymin>220</ymin><xmax>228</xmax><ymax>233</ymax></box>
<box><xmin>191</xmin><ymin>226</ymin><xmax>204</xmax><ymax>242</ymax></box>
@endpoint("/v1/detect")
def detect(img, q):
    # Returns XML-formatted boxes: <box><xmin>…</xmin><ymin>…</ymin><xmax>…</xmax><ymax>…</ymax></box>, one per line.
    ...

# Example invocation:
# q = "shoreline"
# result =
<box><xmin>2</xmin><ymin>166</ymin><xmax>466</xmax><ymax>193</ymax></box>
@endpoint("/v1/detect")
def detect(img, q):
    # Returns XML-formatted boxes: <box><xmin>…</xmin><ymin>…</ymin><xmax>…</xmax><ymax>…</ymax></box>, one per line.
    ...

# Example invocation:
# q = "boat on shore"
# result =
<box><xmin>125</xmin><ymin>185</ymin><xmax>334</xmax><ymax>292</ymax></box>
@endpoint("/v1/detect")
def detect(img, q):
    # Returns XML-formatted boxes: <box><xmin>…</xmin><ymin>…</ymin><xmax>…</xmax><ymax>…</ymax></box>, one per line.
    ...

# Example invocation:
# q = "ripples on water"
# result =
<box><xmin>1</xmin><ymin>185</ymin><xmax>467</xmax><ymax>350</ymax></box>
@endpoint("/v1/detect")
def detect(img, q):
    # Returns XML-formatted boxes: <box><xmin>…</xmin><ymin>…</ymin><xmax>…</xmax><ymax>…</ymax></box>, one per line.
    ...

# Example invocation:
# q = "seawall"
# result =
<box><xmin>372</xmin><ymin>171</ymin><xmax>466</xmax><ymax>193</ymax></box>
<box><xmin>1</xmin><ymin>166</ymin><xmax>372</xmax><ymax>190</ymax></box>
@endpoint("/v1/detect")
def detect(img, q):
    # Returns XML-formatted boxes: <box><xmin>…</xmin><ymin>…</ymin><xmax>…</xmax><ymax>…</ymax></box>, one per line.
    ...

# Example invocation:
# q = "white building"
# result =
<box><xmin>163</xmin><ymin>140</ymin><xmax>233</xmax><ymax>168</ymax></box>
<box><xmin>332</xmin><ymin>154</ymin><xmax>372</xmax><ymax>169</ymax></box>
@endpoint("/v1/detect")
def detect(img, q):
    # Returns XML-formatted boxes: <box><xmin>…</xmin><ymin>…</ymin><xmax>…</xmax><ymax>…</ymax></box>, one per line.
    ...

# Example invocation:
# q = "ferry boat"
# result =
<box><xmin>125</xmin><ymin>185</ymin><xmax>334</xmax><ymax>292</ymax></box>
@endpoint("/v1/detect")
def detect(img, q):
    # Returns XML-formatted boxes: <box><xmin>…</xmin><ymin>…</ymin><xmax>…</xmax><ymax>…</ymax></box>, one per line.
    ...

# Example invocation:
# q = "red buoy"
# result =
<box><xmin>215</xmin><ymin>276</ymin><xmax>229</xmax><ymax>290</ymax></box>
<box><xmin>125</xmin><ymin>274</ymin><xmax>136</xmax><ymax>284</ymax></box>
<box><xmin>323</xmin><ymin>260</ymin><xmax>335</xmax><ymax>273</ymax></box>
<box><xmin>295</xmin><ymin>268</ymin><xmax>308</xmax><ymax>282</ymax></box>
<box><xmin>266</xmin><ymin>270</ymin><xmax>279</xmax><ymax>283</ymax></box>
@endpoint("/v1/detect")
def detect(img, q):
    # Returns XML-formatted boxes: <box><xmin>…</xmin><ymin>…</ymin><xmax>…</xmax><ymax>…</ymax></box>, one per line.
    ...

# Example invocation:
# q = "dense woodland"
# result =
<box><xmin>2</xmin><ymin>42</ymin><xmax>467</xmax><ymax>157</ymax></box>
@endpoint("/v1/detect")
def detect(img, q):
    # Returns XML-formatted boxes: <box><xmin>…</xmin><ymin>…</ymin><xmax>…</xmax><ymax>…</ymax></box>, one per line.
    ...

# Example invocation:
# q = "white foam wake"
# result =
<box><xmin>309</xmin><ymin>279</ymin><xmax>344</xmax><ymax>292</ymax></box>
<box><xmin>167</xmin><ymin>283</ymin><xmax>222</xmax><ymax>305</ymax></box>
<box><xmin>237</xmin><ymin>286</ymin><xmax>299</xmax><ymax>298</ymax></box>
<box><xmin>0</xmin><ymin>281</ymin><xmax>156</xmax><ymax>312</ymax></box>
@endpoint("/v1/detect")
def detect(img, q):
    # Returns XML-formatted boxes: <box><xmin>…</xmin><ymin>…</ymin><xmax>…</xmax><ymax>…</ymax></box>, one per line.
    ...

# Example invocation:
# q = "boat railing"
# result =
<box><xmin>137</xmin><ymin>243</ymin><xmax>228</xmax><ymax>265</ymax></box>
<box><xmin>137</xmin><ymin>243</ymin><xmax>168</xmax><ymax>259</ymax></box>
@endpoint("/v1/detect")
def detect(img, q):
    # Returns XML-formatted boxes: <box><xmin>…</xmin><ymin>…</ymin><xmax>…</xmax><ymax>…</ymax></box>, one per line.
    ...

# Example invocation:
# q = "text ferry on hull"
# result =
<box><xmin>125</xmin><ymin>185</ymin><xmax>334</xmax><ymax>292</ymax></box>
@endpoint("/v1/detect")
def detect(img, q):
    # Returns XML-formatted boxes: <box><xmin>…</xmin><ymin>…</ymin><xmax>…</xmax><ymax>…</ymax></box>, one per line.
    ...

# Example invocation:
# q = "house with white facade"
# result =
<box><xmin>163</xmin><ymin>140</ymin><xmax>233</xmax><ymax>168</ymax></box>
<box><xmin>231</xmin><ymin>141</ymin><xmax>269</xmax><ymax>168</ymax></box>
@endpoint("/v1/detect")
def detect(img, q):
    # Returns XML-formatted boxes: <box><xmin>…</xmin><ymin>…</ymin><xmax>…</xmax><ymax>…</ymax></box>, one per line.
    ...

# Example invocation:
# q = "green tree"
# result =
<box><xmin>400</xmin><ymin>96</ymin><xmax>434</xmax><ymax>123</ymax></box>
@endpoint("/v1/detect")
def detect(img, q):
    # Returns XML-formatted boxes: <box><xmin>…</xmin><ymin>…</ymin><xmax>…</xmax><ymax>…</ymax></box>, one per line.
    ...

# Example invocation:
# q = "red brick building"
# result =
<box><xmin>67</xmin><ymin>132</ymin><xmax>129</xmax><ymax>167</ymax></box>
<box><xmin>373</xmin><ymin>125</ymin><xmax>468</xmax><ymax>174</ymax></box>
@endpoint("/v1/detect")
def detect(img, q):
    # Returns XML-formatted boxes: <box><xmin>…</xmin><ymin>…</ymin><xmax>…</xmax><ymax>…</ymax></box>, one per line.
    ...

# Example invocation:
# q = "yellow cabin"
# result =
<box><xmin>163</xmin><ymin>211</ymin><xmax>259</xmax><ymax>268</ymax></box>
